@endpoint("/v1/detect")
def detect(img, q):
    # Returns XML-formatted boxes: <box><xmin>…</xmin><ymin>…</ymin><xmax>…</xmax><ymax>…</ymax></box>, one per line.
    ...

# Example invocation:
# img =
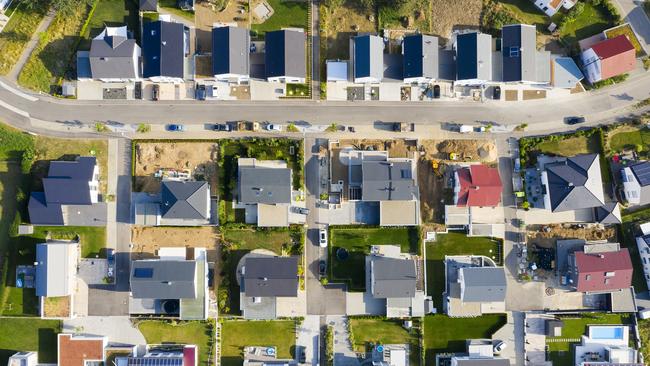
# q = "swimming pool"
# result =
<box><xmin>589</xmin><ymin>326</ymin><xmax>625</xmax><ymax>340</ymax></box>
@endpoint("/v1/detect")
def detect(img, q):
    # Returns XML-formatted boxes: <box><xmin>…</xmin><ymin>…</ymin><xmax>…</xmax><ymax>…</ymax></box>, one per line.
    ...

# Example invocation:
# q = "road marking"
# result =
<box><xmin>0</xmin><ymin>80</ymin><xmax>38</xmax><ymax>101</ymax></box>
<box><xmin>0</xmin><ymin>99</ymin><xmax>30</xmax><ymax>117</ymax></box>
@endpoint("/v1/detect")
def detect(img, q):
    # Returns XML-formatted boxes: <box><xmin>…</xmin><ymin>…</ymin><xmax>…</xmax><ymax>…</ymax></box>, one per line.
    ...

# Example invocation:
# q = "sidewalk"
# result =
<box><xmin>106</xmin><ymin>139</ymin><xmax>118</xmax><ymax>251</ymax></box>
<box><xmin>7</xmin><ymin>9</ymin><xmax>56</xmax><ymax>81</ymax></box>
<box><xmin>327</xmin><ymin>315</ymin><xmax>359</xmax><ymax>366</ymax></box>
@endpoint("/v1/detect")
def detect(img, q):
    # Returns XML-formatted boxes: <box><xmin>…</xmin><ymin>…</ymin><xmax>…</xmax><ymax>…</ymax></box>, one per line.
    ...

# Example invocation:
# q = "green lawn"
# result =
<box><xmin>350</xmin><ymin>318</ymin><xmax>421</xmax><ymax>366</ymax></box>
<box><xmin>640</xmin><ymin>318</ymin><xmax>650</xmax><ymax>358</ymax></box>
<box><xmin>0</xmin><ymin>318</ymin><xmax>61</xmax><ymax>365</ymax></box>
<box><xmin>286</xmin><ymin>83</ymin><xmax>310</xmax><ymax>97</ymax></box>
<box><xmin>558</xmin><ymin>2</ymin><xmax>614</xmax><ymax>48</ymax></box>
<box><xmin>0</xmin><ymin>123</ymin><xmax>35</xmax><ymax>160</ymax></box>
<box><xmin>608</xmin><ymin>127</ymin><xmax>650</xmax><ymax>155</ymax></box>
<box><xmin>329</xmin><ymin>227</ymin><xmax>421</xmax><ymax>291</ymax></box>
<box><xmin>79</xmin><ymin>0</ymin><xmax>140</xmax><ymax>49</ymax></box>
<box><xmin>426</xmin><ymin>233</ymin><xmax>502</xmax><ymax>310</ymax></box>
<box><xmin>221</xmin><ymin>320</ymin><xmax>295</xmax><ymax>366</ymax></box>
<box><xmin>0</xmin><ymin>1</ymin><xmax>49</xmax><ymax>75</ymax></box>
<box><xmin>423</xmin><ymin>314</ymin><xmax>506</xmax><ymax>365</ymax></box>
<box><xmin>138</xmin><ymin>320</ymin><xmax>215</xmax><ymax>366</ymax></box>
<box><xmin>496</xmin><ymin>0</ymin><xmax>548</xmax><ymax>28</ymax></box>
<box><xmin>620</xmin><ymin>206</ymin><xmax>650</xmax><ymax>293</ymax></box>
<box><xmin>536</xmin><ymin>134</ymin><xmax>600</xmax><ymax>157</ymax></box>
<box><xmin>159</xmin><ymin>0</ymin><xmax>194</xmax><ymax>21</ymax></box>
<box><xmin>546</xmin><ymin>313</ymin><xmax>633</xmax><ymax>366</ymax></box>
<box><xmin>251</xmin><ymin>0</ymin><xmax>308</xmax><ymax>36</ymax></box>
<box><xmin>34</xmin><ymin>226</ymin><xmax>107</xmax><ymax>258</ymax></box>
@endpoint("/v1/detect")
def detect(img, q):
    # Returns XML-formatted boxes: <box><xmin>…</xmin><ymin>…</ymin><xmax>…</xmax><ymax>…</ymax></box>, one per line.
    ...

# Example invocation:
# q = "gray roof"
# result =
<box><xmin>35</xmin><ymin>242</ymin><xmax>75</xmax><ymax>297</ymax></box>
<box><xmin>140</xmin><ymin>0</ymin><xmax>157</xmax><ymax>11</ymax></box>
<box><xmin>456</xmin><ymin>32</ymin><xmax>492</xmax><ymax>82</ymax></box>
<box><xmin>371</xmin><ymin>256</ymin><xmax>417</xmax><ymax>298</ymax></box>
<box><xmin>362</xmin><ymin>160</ymin><xmax>416</xmax><ymax>201</ymax></box>
<box><xmin>212</xmin><ymin>26</ymin><xmax>250</xmax><ymax>77</ymax></box>
<box><xmin>89</xmin><ymin>29</ymin><xmax>139</xmax><ymax>79</ymax></box>
<box><xmin>594</xmin><ymin>201</ymin><xmax>622</xmax><ymax>224</ymax></box>
<box><xmin>28</xmin><ymin>192</ymin><xmax>63</xmax><ymax>225</ymax></box>
<box><xmin>352</xmin><ymin>35</ymin><xmax>384</xmax><ymax>82</ymax></box>
<box><xmin>265</xmin><ymin>30</ymin><xmax>306</xmax><ymax>79</ymax></box>
<box><xmin>552</xmin><ymin>56</ymin><xmax>584</xmax><ymax>88</ymax></box>
<box><xmin>243</xmin><ymin>257</ymin><xmax>298</xmax><ymax>297</ymax></box>
<box><xmin>630</xmin><ymin>161</ymin><xmax>650</xmax><ymax>186</ymax></box>
<box><xmin>545</xmin><ymin>154</ymin><xmax>605</xmax><ymax>212</ymax></box>
<box><xmin>238</xmin><ymin>166</ymin><xmax>292</xmax><ymax>204</ymax></box>
<box><xmin>460</xmin><ymin>267</ymin><xmax>506</xmax><ymax>302</ymax></box>
<box><xmin>403</xmin><ymin>34</ymin><xmax>438</xmax><ymax>80</ymax></box>
<box><xmin>160</xmin><ymin>181</ymin><xmax>210</xmax><ymax>220</ymax></box>
<box><xmin>455</xmin><ymin>359</ymin><xmax>510</xmax><ymax>366</ymax></box>
<box><xmin>41</xmin><ymin>156</ymin><xmax>97</xmax><ymax>205</ymax></box>
<box><xmin>502</xmin><ymin>24</ymin><xmax>537</xmax><ymax>82</ymax></box>
<box><xmin>130</xmin><ymin>260</ymin><xmax>197</xmax><ymax>299</ymax></box>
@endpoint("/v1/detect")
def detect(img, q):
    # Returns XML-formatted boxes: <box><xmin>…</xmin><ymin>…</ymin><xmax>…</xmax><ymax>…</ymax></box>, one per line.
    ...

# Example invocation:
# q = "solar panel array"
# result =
<box><xmin>632</xmin><ymin>162</ymin><xmax>650</xmax><ymax>186</ymax></box>
<box><xmin>126</xmin><ymin>357</ymin><xmax>184</xmax><ymax>366</ymax></box>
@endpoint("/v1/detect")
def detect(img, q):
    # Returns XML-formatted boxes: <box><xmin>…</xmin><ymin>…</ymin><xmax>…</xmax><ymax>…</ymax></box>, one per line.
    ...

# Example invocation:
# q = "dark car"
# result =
<box><xmin>291</xmin><ymin>206</ymin><xmax>310</xmax><ymax>215</ymax></box>
<box><xmin>152</xmin><ymin>84</ymin><xmax>159</xmax><ymax>101</ymax></box>
<box><xmin>196</xmin><ymin>84</ymin><xmax>206</xmax><ymax>100</ymax></box>
<box><xmin>166</xmin><ymin>124</ymin><xmax>185</xmax><ymax>132</ymax></box>
<box><xmin>213</xmin><ymin>123</ymin><xmax>231</xmax><ymax>132</ymax></box>
<box><xmin>319</xmin><ymin>260</ymin><xmax>326</xmax><ymax>276</ymax></box>
<box><xmin>493</xmin><ymin>86</ymin><xmax>501</xmax><ymax>100</ymax></box>
<box><xmin>565</xmin><ymin>116</ymin><xmax>586</xmax><ymax>125</ymax></box>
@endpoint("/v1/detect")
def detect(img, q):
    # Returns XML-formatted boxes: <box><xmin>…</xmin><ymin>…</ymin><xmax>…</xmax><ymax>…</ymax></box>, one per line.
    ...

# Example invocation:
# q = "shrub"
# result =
<box><xmin>136</xmin><ymin>123</ymin><xmax>151</xmax><ymax>133</ymax></box>
<box><xmin>286</xmin><ymin>123</ymin><xmax>299</xmax><ymax>133</ymax></box>
<box><xmin>95</xmin><ymin>122</ymin><xmax>109</xmax><ymax>132</ymax></box>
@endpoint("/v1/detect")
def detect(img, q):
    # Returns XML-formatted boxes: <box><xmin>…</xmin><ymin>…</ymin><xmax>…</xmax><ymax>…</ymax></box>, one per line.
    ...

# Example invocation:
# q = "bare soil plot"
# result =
<box><xmin>43</xmin><ymin>296</ymin><xmax>70</xmax><ymax>318</ymax></box>
<box><xmin>420</xmin><ymin>139</ymin><xmax>498</xmax><ymax>163</ymax></box>
<box><xmin>195</xmin><ymin>1</ymin><xmax>249</xmax><ymax>52</ymax></box>
<box><xmin>131</xmin><ymin>226</ymin><xmax>221</xmax><ymax>262</ymax></box>
<box><xmin>527</xmin><ymin>224</ymin><xmax>617</xmax><ymax>248</ymax></box>
<box><xmin>430</xmin><ymin>0</ymin><xmax>482</xmax><ymax>42</ymax></box>
<box><xmin>417</xmin><ymin>158</ymin><xmax>450</xmax><ymax>223</ymax></box>
<box><xmin>336</xmin><ymin>139</ymin><xmax>418</xmax><ymax>158</ymax></box>
<box><xmin>134</xmin><ymin>142</ymin><xmax>219</xmax><ymax>193</ymax></box>
<box><xmin>320</xmin><ymin>1</ymin><xmax>376</xmax><ymax>60</ymax></box>
<box><xmin>523</xmin><ymin>90</ymin><xmax>546</xmax><ymax>100</ymax></box>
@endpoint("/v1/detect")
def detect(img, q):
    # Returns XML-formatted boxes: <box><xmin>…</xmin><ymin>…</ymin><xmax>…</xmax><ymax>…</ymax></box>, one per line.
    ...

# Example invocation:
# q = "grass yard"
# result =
<box><xmin>286</xmin><ymin>83</ymin><xmax>310</xmax><ymax>97</ymax></box>
<box><xmin>536</xmin><ymin>134</ymin><xmax>600</xmax><ymax>157</ymax></box>
<box><xmin>546</xmin><ymin>313</ymin><xmax>633</xmax><ymax>366</ymax></box>
<box><xmin>79</xmin><ymin>0</ymin><xmax>140</xmax><ymax>49</ymax></box>
<box><xmin>620</xmin><ymin>206</ymin><xmax>650</xmax><ymax>293</ymax></box>
<box><xmin>350</xmin><ymin>318</ymin><xmax>421</xmax><ymax>366</ymax></box>
<box><xmin>18</xmin><ymin>4</ymin><xmax>92</xmax><ymax>93</ymax></box>
<box><xmin>220</xmin><ymin>320</ymin><xmax>295</xmax><ymax>366</ymax></box>
<box><xmin>0</xmin><ymin>123</ymin><xmax>35</xmax><ymax>160</ymax></box>
<box><xmin>495</xmin><ymin>0</ymin><xmax>548</xmax><ymax>27</ymax></box>
<box><xmin>426</xmin><ymin>232</ymin><xmax>502</xmax><ymax>310</ymax></box>
<box><xmin>138</xmin><ymin>320</ymin><xmax>215</xmax><ymax>366</ymax></box>
<box><xmin>0</xmin><ymin>1</ymin><xmax>49</xmax><ymax>75</ymax></box>
<box><xmin>0</xmin><ymin>318</ymin><xmax>61</xmax><ymax>365</ymax></box>
<box><xmin>423</xmin><ymin>314</ymin><xmax>506</xmax><ymax>365</ymax></box>
<box><xmin>329</xmin><ymin>227</ymin><xmax>420</xmax><ymax>291</ymax></box>
<box><xmin>558</xmin><ymin>2</ymin><xmax>614</xmax><ymax>48</ymax></box>
<box><xmin>377</xmin><ymin>0</ymin><xmax>430</xmax><ymax>30</ymax></box>
<box><xmin>35</xmin><ymin>226</ymin><xmax>107</xmax><ymax>258</ymax></box>
<box><xmin>640</xmin><ymin>318</ymin><xmax>650</xmax><ymax>358</ymax></box>
<box><xmin>158</xmin><ymin>0</ymin><xmax>195</xmax><ymax>21</ymax></box>
<box><xmin>251</xmin><ymin>0</ymin><xmax>308</xmax><ymax>36</ymax></box>
<box><xmin>608</xmin><ymin>126</ymin><xmax>650</xmax><ymax>156</ymax></box>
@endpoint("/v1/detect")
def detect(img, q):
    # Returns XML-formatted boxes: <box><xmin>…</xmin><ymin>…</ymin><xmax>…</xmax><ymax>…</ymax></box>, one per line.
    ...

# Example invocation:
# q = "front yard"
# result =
<box><xmin>0</xmin><ymin>318</ymin><xmax>61</xmax><ymax>365</ymax></box>
<box><xmin>328</xmin><ymin>226</ymin><xmax>420</xmax><ymax>291</ymax></box>
<box><xmin>425</xmin><ymin>232</ymin><xmax>502</xmax><ymax>310</ymax></box>
<box><xmin>79</xmin><ymin>0</ymin><xmax>140</xmax><ymax>49</ymax></box>
<box><xmin>0</xmin><ymin>1</ymin><xmax>49</xmax><ymax>75</ymax></box>
<box><xmin>220</xmin><ymin>320</ymin><xmax>296</xmax><ymax>366</ymax></box>
<box><xmin>349</xmin><ymin>318</ymin><xmax>421</xmax><ymax>366</ymax></box>
<box><xmin>137</xmin><ymin>320</ymin><xmax>215</xmax><ymax>366</ymax></box>
<box><xmin>251</xmin><ymin>0</ymin><xmax>308</xmax><ymax>37</ymax></box>
<box><xmin>423</xmin><ymin>314</ymin><xmax>506</xmax><ymax>365</ymax></box>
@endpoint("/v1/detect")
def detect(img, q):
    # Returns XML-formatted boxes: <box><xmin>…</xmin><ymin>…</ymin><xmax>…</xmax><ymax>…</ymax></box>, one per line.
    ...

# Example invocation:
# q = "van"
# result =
<box><xmin>638</xmin><ymin>308</ymin><xmax>650</xmax><ymax>320</ymax></box>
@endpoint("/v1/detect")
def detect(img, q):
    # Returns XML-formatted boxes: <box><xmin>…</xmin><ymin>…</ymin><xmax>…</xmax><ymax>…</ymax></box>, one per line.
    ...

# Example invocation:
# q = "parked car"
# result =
<box><xmin>152</xmin><ymin>84</ymin><xmax>160</xmax><ymax>101</ymax></box>
<box><xmin>565</xmin><ymin>116</ymin><xmax>586</xmax><ymax>125</ymax></box>
<box><xmin>195</xmin><ymin>84</ymin><xmax>206</xmax><ymax>100</ymax></box>
<box><xmin>319</xmin><ymin>228</ymin><xmax>328</xmax><ymax>247</ymax></box>
<box><xmin>298</xmin><ymin>348</ymin><xmax>306</xmax><ymax>363</ymax></box>
<box><xmin>494</xmin><ymin>341</ymin><xmax>507</xmax><ymax>353</ymax></box>
<box><xmin>493</xmin><ymin>86</ymin><xmax>501</xmax><ymax>100</ymax></box>
<box><xmin>291</xmin><ymin>206</ymin><xmax>310</xmax><ymax>215</ymax></box>
<box><xmin>166</xmin><ymin>124</ymin><xmax>185</xmax><ymax>132</ymax></box>
<box><xmin>348</xmin><ymin>126</ymin><xmax>356</xmax><ymax>133</ymax></box>
<box><xmin>318</xmin><ymin>260</ymin><xmax>326</xmax><ymax>276</ymax></box>
<box><xmin>213</xmin><ymin>123</ymin><xmax>231</xmax><ymax>132</ymax></box>
<box><xmin>265</xmin><ymin>123</ymin><xmax>282</xmax><ymax>131</ymax></box>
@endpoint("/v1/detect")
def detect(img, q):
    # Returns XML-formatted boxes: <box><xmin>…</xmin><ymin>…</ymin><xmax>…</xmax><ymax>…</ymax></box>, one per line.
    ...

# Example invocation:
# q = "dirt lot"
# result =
<box><xmin>336</xmin><ymin>139</ymin><xmax>419</xmax><ymax>158</ymax></box>
<box><xmin>420</xmin><ymin>139</ymin><xmax>498</xmax><ymax>162</ymax></box>
<box><xmin>43</xmin><ymin>296</ymin><xmax>70</xmax><ymax>318</ymax></box>
<box><xmin>430</xmin><ymin>0</ymin><xmax>482</xmax><ymax>42</ymax></box>
<box><xmin>527</xmin><ymin>224</ymin><xmax>617</xmax><ymax>248</ymax></box>
<box><xmin>134</xmin><ymin>142</ymin><xmax>218</xmax><ymax>193</ymax></box>
<box><xmin>418</xmin><ymin>159</ymin><xmax>451</xmax><ymax>223</ymax></box>
<box><xmin>320</xmin><ymin>0</ymin><xmax>376</xmax><ymax>60</ymax></box>
<box><xmin>131</xmin><ymin>226</ymin><xmax>221</xmax><ymax>262</ymax></box>
<box><xmin>195</xmin><ymin>1</ymin><xmax>249</xmax><ymax>52</ymax></box>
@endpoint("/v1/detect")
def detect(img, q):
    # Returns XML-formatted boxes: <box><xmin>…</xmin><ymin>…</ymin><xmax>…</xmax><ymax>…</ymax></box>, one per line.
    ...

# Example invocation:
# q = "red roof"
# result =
<box><xmin>456</xmin><ymin>165</ymin><xmax>503</xmax><ymax>207</ymax></box>
<box><xmin>58</xmin><ymin>334</ymin><xmax>105</xmax><ymax>366</ymax></box>
<box><xmin>592</xmin><ymin>35</ymin><xmax>636</xmax><ymax>80</ymax></box>
<box><xmin>575</xmin><ymin>249</ymin><xmax>633</xmax><ymax>292</ymax></box>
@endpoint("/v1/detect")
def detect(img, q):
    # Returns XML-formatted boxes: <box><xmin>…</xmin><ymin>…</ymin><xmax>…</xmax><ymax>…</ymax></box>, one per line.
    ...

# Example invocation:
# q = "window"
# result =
<box><xmin>400</xmin><ymin>169</ymin><xmax>412</xmax><ymax>179</ymax></box>
<box><xmin>585</xmin><ymin>274</ymin><xmax>592</xmax><ymax>281</ymax></box>
<box><xmin>605</xmin><ymin>278</ymin><xmax>611</xmax><ymax>285</ymax></box>
<box><xmin>605</xmin><ymin>271</ymin><xmax>615</xmax><ymax>277</ymax></box>
<box><xmin>509</xmin><ymin>47</ymin><xmax>520</xmax><ymax>57</ymax></box>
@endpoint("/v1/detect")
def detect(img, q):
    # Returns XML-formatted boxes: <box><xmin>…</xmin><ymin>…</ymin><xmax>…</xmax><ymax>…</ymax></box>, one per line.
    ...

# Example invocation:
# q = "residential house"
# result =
<box><xmin>237</xmin><ymin>158</ymin><xmax>292</xmax><ymax>227</ymax></box>
<box><xmin>455</xmin><ymin>32</ymin><xmax>492</xmax><ymax>85</ymax></box>
<box><xmin>57</xmin><ymin>334</ymin><xmax>107</xmax><ymax>366</ymax></box>
<box><xmin>450</xmin><ymin>339</ymin><xmax>511</xmax><ymax>366</ymax></box>
<box><xmin>239</xmin><ymin>256</ymin><xmax>299</xmax><ymax>319</ymax></box>
<box><xmin>129</xmin><ymin>248</ymin><xmax>209</xmax><ymax>320</ymax></box>
<box><xmin>636</xmin><ymin>226</ymin><xmax>650</xmax><ymax>292</ymax></box>
<box><xmin>326</xmin><ymin>60</ymin><xmax>348</xmax><ymax>82</ymax></box>
<box><xmin>212</xmin><ymin>26</ymin><xmax>250</xmax><ymax>83</ymax></box>
<box><xmin>568</xmin><ymin>246</ymin><xmax>633</xmax><ymax>293</ymax></box>
<box><xmin>28</xmin><ymin>156</ymin><xmax>105</xmax><ymax>226</ymax></box>
<box><xmin>350</xmin><ymin>34</ymin><xmax>384</xmax><ymax>84</ymax></box>
<box><xmin>8</xmin><ymin>352</ymin><xmax>38</xmax><ymax>366</ymax></box>
<box><xmin>265</xmin><ymin>29</ymin><xmax>306</xmax><ymax>83</ymax></box>
<box><xmin>454</xmin><ymin>165</ymin><xmax>503</xmax><ymax>207</ymax></box>
<box><xmin>35</xmin><ymin>241</ymin><xmax>79</xmax><ymax>300</ymax></box>
<box><xmin>367</xmin><ymin>245</ymin><xmax>429</xmax><ymax>317</ymax></box>
<box><xmin>445</xmin><ymin>255</ymin><xmax>506</xmax><ymax>317</ymax></box>
<box><xmin>116</xmin><ymin>345</ymin><xmax>198</xmax><ymax>366</ymax></box>
<box><xmin>621</xmin><ymin>161</ymin><xmax>650</xmax><ymax>206</ymax></box>
<box><xmin>550</xmin><ymin>55</ymin><xmax>584</xmax><ymax>89</ymax></box>
<box><xmin>403</xmin><ymin>34</ymin><xmax>439</xmax><ymax>84</ymax></box>
<box><xmin>574</xmin><ymin>325</ymin><xmax>641</xmax><ymax>366</ymax></box>
<box><xmin>500</xmin><ymin>24</ymin><xmax>550</xmax><ymax>84</ymax></box>
<box><xmin>78</xmin><ymin>26</ymin><xmax>140</xmax><ymax>81</ymax></box>
<box><xmin>540</xmin><ymin>153</ymin><xmax>621</xmax><ymax>224</ymax></box>
<box><xmin>142</xmin><ymin>19</ymin><xmax>189</xmax><ymax>82</ymax></box>
<box><xmin>139</xmin><ymin>0</ymin><xmax>158</xmax><ymax>12</ymax></box>
<box><xmin>159</xmin><ymin>180</ymin><xmax>211</xmax><ymax>226</ymax></box>
<box><xmin>581</xmin><ymin>34</ymin><xmax>636</xmax><ymax>84</ymax></box>
<box><xmin>532</xmin><ymin>0</ymin><xmax>576</xmax><ymax>16</ymax></box>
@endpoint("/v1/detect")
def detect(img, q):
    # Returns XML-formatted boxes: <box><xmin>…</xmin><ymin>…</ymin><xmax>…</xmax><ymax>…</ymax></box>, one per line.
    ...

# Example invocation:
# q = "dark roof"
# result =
<box><xmin>238</xmin><ymin>166</ymin><xmax>292</xmax><ymax>204</ymax></box>
<box><xmin>371</xmin><ymin>257</ymin><xmax>417</xmax><ymax>298</ymax></box>
<box><xmin>130</xmin><ymin>260</ymin><xmax>197</xmax><ymax>299</ymax></box>
<box><xmin>456</xmin><ymin>32</ymin><xmax>492</xmax><ymax>81</ymax></box>
<box><xmin>89</xmin><ymin>27</ymin><xmax>140</xmax><ymax>79</ymax></box>
<box><xmin>243</xmin><ymin>257</ymin><xmax>298</xmax><ymax>297</ymax></box>
<box><xmin>352</xmin><ymin>35</ymin><xmax>383</xmax><ymax>80</ymax></box>
<box><xmin>212</xmin><ymin>26</ymin><xmax>249</xmax><ymax>76</ymax></box>
<box><xmin>403</xmin><ymin>34</ymin><xmax>438</xmax><ymax>80</ymax></box>
<box><xmin>160</xmin><ymin>181</ymin><xmax>210</xmax><ymax>220</ymax></box>
<box><xmin>28</xmin><ymin>192</ymin><xmax>64</xmax><ymax>225</ymax></box>
<box><xmin>140</xmin><ymin>0</ymin><xmax>157</xmax><ymax>11</ymax></box>
<box><xmin>361</xmin><ymin>160</ymin><xmax>416</xmax><ymax>201</ymax></box>
<box><xmin>630</xmin><ymin>161</ymin><xmax>650</xmax><ymax>186</ymax></box>
<box><xmin>594</xmin><ymin>202</ymin><xmax>621</xmax><ymax>224</ymax></box>
<box><xmin>142</xmin><ymin>21</ymin><xmax>185</xmax><ymax>78</ymax></box>
<box><xmin>48</xmin><ymin>156</ymin><xmax>96</xmax><ymax>180</ymax></box>
<box><xmin>501</xmin><ymin>24</ymin><xmax>537</xmax><ymax>82</ymax></box>
<box><xmin>545</xmin><ymin>154</ymin><xmax>604</xmax><ymax>212</ymax></box>
<box><xmin>460</xmin><ymin>267</ymin><xmax>506</xmax><ymax>302</ymax></box>
<box><xmin>41</xmin><ymin>156</ymin><xmax>97</xmax><ymax>205</ymax></box>
<box><xmin>264</xmin><ymin>30</ymin><xmax>306</xmax><ymax>79</ymax></box>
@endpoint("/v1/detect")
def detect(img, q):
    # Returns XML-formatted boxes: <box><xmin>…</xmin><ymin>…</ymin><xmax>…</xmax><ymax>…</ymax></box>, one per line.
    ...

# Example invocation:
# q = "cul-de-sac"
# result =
<box><xmin>0</xmin><ymin>0</ymin><xmax>650</xmax><ymax>365</ymax></box>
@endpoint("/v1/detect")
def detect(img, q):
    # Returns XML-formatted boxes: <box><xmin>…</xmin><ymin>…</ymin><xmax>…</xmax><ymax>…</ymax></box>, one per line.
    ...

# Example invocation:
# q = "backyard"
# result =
<box><xmin>0</xmin><ymin>0</ymin><xmax>49</xmax><ymax>75</ymax></box>
<box><xmin>349</xmin><ymin>318</ymin><xmax>421</xmax><ymax>366</ymax></box>
<box><xmin>620</xmin><ymin>206</ymin><xmax>650</xmax><ymax>293</ymax></box>
<box><xmin>328</xmin><ymin>226</ymin><xmax>420</xmax><ymax>291</ymax></box>
<box><xmin>78</xmin><ymin>0</ymin><xmax>140</xmax><ymax>49</ymax></box>
<box><xmin>608</xmin><ymin>125</ymin><xmax>650</xmax><ymax>157</ymax></box>
<box><xmin>377</xmin><ymin>0</ymin><xmax>431</xmax><ymax>31</ymax></box>
<box><xmin>423</xmin><ymin>314</ymin><xmax>506</xmax><ymax>365</ymax></box>
<box><xmin>159</xmin><ymin>0</ymin><xmax>195</xmax><ymax>21</ymax></box>
<box><xmin>425</xmin><ymin>232</ymin><xmax>502</xmax><ymax>310</ymax></box>
<box><xmin>137</xmin><ymin>320</ymin><xmax>216</xmax><ymax>366</ymax></box>
<box><xmin>557</xmin><ymin>2</ymin><xmax>615</xmax><ymax>49</ymax></box>
<box><xmin>0</xmin><ymin>318</ymin><xmax>61</xmax><ymax>365</ymax></box>
<box><xmin>251</xmin><ymin>0</ymin><xmax>308</xmax><ymax>36</ymax></box>
<box><xmin>220</xmin><ymin>320</ymin><xmax>296</xmax><ymax>366</ymax></box>
<box><xmin>546</xmin><ymin>313</ymin><xmax>633</xmax><ymax>366</ymax></box>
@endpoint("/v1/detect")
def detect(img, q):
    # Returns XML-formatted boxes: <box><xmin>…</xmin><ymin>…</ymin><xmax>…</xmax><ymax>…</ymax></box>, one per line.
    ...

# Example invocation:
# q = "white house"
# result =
<box><xmin>621</xmin><ymin>161</ymin><xmax>650</xmax><ymax>206</ymax></box>
<box><xmin>532</xmin><ymin>0</ymin><xmax>576</xmax><ymax>17</ymax></box>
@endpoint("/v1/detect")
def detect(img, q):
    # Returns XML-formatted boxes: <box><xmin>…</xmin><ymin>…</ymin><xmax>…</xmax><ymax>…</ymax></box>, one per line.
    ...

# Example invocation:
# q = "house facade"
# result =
<box><xmin>581</xmin><ymin>35</ymin><xmax>636</xmax><ymax>84</ymax></box>
<box><xmin>621</xmin><ymin>161</ymin><xmax>650</xmax><ymax>206</ymax></box>
<box><xmin>212</xmin><ymin>26</ymin><xmax>250</xmax><ymax>83</ymax></box>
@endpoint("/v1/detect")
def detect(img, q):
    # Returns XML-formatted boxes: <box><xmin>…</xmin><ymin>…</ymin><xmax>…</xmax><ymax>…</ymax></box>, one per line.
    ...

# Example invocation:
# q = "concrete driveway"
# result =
<box><xmin>612</xmin><ymin>0</ymin><xmax>650</xmax><ymax>53</ymax></box>
<box><xmin>63</xmin><ymin>316</ymin><xmax>145</xmax><ymax>345</ymax></box>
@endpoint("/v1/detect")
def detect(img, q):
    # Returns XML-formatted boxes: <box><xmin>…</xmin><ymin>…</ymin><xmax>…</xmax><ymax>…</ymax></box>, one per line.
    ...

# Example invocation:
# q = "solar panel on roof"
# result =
<box><xmin>133</xmin><ymin>268</ymin><xmax>154</xmax><ymax>278</ymax></box>
<box><xmin>127</xmin><ymin>357</ymin><xmax>183</xmax><ymax>366</ymax></box>
<box><xmin>632</xmin><ymin>162</ymin><xmax>650</xmax><ymax>186</ymax></box>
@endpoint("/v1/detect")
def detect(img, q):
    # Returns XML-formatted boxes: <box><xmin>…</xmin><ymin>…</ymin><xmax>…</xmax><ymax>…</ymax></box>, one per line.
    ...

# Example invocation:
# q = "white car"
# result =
<box><xmin>493</xmin><ymin>341</ymin><xmax>507</xmax><ymax>354</ymax></box>
<box><xmin>265</xmin><ymin>123</ymin><xmax>282</xmax><ymax>131</ymax></box>
<box><xmin>319</xmin><ymin>228</ymin><xmax>328</xmax><ymax>247</ymax></box>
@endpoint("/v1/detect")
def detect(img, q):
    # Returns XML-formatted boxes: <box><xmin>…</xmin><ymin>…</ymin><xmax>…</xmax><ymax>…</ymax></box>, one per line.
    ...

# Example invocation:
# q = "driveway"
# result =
<box><xmin>63</xmin><ymin>316</ymin><xmax>145</xmax><ymax>345</ymax></box>
<box><xmin>612</xmin><ymin>0</ymin><xmax>650</xmax><ymax>53</ymax></box>
<box><xmin>327</xmin><ymin>316</ymin><xmax>359</xmax><ymax>366</ymax></box>
<box><xmin>296</xmin><ymin>315</ymin><xmax>321</xmax><ymax>366</ymax></box>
